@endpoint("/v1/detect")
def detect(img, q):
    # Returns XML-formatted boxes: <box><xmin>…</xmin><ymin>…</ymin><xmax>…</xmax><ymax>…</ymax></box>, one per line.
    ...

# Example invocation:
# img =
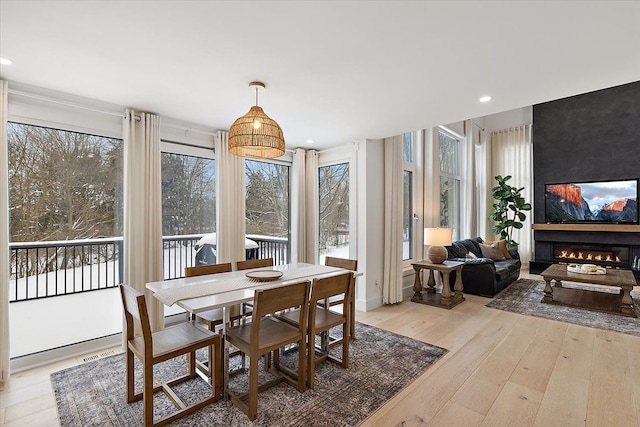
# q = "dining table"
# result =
<box><xmin>145</xmin><ymin>262</ymin><xmax>355</xmax><ymax>396</ymax></box>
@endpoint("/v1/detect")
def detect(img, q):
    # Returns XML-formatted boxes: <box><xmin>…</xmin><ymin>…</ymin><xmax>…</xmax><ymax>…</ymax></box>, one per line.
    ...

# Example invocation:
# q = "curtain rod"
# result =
<box><xmin>9</xmin><ymin>89</ymin><xmax>124</xmax><ymax>118</ymax></box>
<box><xmin>9</xmin><ymin>88</ymin><xmax>216</xmax><ymax>135</ymax></box>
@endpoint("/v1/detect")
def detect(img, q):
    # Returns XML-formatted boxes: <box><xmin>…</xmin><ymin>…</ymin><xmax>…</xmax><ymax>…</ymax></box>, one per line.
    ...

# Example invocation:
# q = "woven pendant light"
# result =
<box><xmin>228</xmin><ymin>82</ymin><xmax>285</xmax><ymax>159</ymax></box>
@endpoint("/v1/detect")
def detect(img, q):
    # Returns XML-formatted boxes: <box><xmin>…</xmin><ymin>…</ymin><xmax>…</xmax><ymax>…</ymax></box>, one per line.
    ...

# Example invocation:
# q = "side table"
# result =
<box><xmin>411</xmin><ymin>260</ymin><xmax>465</xmax><ymax>309</ymax></box>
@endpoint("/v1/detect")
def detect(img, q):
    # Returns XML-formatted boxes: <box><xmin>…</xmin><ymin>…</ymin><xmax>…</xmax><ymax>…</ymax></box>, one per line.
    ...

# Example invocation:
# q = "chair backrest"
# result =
<box><xmin>185</xmin><ymin>262</ymin><xmax>232</xmax><ymax>277</ymax></box>
<box><xmin>310</xmin><ymin>272</ymin><xmax>353</xmax><ymax>307</ymax></box>
<box><xmin>325</xmin><ymin>256</ymin><xmax>357</xmax><ymax>271</ymax></box>
<box><xmin>236</xmin><ymin>258</ymin><xmax>274</xmax><ymax>271</ymax></box>
<box><xmin>119</xmin><ymin>284</ymin><xmax>153</xmax><ymax>346</ymax></box>
<box><xmin>251</xmin><ymin>280</ymin><xmax>310</xmax><ymax>342</ymax></box>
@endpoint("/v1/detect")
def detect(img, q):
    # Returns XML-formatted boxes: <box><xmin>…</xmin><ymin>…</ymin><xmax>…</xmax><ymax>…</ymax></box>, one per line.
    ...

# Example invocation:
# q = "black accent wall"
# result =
<box><xmin>532</xmin><ymin>80</ymin><xmax>640</xmax><ymax>271</ymax></box>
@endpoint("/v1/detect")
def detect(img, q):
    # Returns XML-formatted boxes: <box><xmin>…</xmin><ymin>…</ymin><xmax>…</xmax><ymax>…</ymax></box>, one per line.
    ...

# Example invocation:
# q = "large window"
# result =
<box><xmin>161</xmin><ymin>150</ymin><xmax>215</xmax><ymax>281</ymax></box>
<box><xmin>319</xmin><ymin>162</ymin><xmax>349</xmax><ymax>264</ymax></box>
<box><xmin>439</xmin><ymin>128</ymin><xmax>461</xmax><ymax>241</ymax></box>
<box><xmin>7</xmin><ymin>122</ymin><xmax>123</xmax><ymax>357</ymax></box>
<box><xmin>402</xmin><ymin>132</ymin><xmax>415</xmax><ymax>260</ymax></box>
<box><xmin>245</xmin><ymin>159</ymin><xmax>290</xmax><ymax>264</ymax></box>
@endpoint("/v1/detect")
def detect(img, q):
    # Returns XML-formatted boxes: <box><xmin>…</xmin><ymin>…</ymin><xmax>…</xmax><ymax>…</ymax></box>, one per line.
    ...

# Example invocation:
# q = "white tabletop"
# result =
<box><xmin>146</xmin><ymin>262</ymin><xmax>347</xmax><ymax>314</ymax></box>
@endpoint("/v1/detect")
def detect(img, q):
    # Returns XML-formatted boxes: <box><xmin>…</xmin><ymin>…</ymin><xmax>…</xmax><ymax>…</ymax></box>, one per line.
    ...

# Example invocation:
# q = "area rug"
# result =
<box><xmin>487</xmin><ymin>278</ymin><xmax>640</xmax><ymax>337</ymax></box>
<box><xmin>51</xmin><ymin>322</ymin><xmax>447</xmax><ymax>426</ymax></box>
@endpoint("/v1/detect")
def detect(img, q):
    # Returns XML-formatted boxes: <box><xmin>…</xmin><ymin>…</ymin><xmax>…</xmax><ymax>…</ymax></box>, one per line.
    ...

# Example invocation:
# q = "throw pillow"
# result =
<box><xmin>480</xmin><ymin>243</ymin><xmax>506</xmax><ymax>261</ymax></box>
<box><xmin>466</xmin><ymin>252</ymin><xmax>477</xmax><ymax>259</ymax></box>
<box><xmin>484</xmin><ymin>239</ymin><xmax>512</xmax><ymax>259</ymax></box>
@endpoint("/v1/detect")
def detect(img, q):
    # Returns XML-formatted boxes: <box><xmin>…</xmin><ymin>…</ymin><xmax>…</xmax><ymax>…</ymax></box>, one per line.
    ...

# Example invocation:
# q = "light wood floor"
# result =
<box><xmin>2</xmin><ymin>271</ymin><xmax>640</xmax><ymax>426</ymax></box>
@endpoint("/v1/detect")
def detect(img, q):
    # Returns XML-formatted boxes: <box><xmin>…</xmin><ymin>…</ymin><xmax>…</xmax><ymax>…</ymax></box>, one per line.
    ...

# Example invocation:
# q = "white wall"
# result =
<box><xmin>356</xmin><ymin>138</ymin><xmax>385</xmax><ymax>311</ymax></box>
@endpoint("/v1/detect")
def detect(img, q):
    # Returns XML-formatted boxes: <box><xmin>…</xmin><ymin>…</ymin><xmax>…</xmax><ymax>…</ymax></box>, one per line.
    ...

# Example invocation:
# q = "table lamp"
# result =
<box><xmin>424</xmin><ymin>228</ymin><xmax>452</xmax><ymax>264</ymax></box>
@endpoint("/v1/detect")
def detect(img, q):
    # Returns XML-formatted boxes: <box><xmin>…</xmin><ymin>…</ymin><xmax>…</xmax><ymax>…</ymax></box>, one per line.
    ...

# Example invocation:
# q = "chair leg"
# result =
<box><xmin>143</xmin><ymin>360</ymin><xmax>154</xmax><ymax>427</ymax></box>
<box><xmin>189</xmin><ymin>350</ymin><xmax>197</xmax><ymax>379</ymax></box>
<box><xmin>248</xmin><ymin>355</ymin><xmax>259</xmax><ymax>421</ymax></box>
<box><xmin>126</xmin><ymin>348</ymin><xmax>135</xmax><ymax>403</ymax></box>
<box><xmin>342</xmin><ymin>322</ymin><xmax>349</xmax><ymax>369</ymax></box>
<box><xmin>298</xmin><ymin>337</ymin><xmax>307</xmax><ymax>392</ymax></box>
<box><xmin>349</xmin><ymin>293</ymin><xmax>356</xmax><ymax>339</ymax></box>
<box><xmin>210</xmin><ymin>336</ymin><xmax>222</xmax><ymax>399</ymax></box>
<box><xmin>307</xmin><ymin>326</ymin><xmax>316</xmax><ymax>389</ymax></box>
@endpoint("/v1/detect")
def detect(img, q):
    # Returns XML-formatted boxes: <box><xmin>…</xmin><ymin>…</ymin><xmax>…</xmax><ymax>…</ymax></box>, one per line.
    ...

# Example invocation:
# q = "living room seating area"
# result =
<box><xmin>446</xmin><ymin>237</ymin><xmax>521</xmax><ymax>297</ymax></box>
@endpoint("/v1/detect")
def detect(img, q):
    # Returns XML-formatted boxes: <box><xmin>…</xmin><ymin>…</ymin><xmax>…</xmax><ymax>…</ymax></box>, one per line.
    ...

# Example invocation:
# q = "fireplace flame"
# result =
<box><xmin>557</xmin><ymin>251</ymin><xmax>622</xmax><ymax>263</ymax></box>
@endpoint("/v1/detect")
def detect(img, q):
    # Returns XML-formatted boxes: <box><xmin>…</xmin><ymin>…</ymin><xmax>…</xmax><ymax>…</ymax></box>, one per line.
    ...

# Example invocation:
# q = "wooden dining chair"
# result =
<box><xmin>225</xmin><ymin>280</ymin><xmax>310</xmax><ymax>421</ymax></box>
<box><xmin>236</xmin><ymin>258</ymin><xmax>275</xmax><ymax>312</ymax></box>
<box><xmin>185</xmin><ymin>263</ymin><xmax>246</xmax><ymax>330</ymax></box>
<box><xmin>119</xmin><ymin>284</ymin><xmax>222</xmax><ymax>427</ymax></box>
<box><xmin>320</xmin><ymin>257</ymin><xmax>358</xmax><ymax>339</ymax></box>
<box><xmin>236</xmin><ymin>257</ymin><xmax>274</xmax><ymax>271</ymax></box>
<box><xmin>277</xmin><ymin>272</ymin><xmax>352</xmax><ymax>389</ymax></box>
<box><xmin>185</xmin><ymin>263</ymin><xmax>248</xmax><ymax>373</ymax></box>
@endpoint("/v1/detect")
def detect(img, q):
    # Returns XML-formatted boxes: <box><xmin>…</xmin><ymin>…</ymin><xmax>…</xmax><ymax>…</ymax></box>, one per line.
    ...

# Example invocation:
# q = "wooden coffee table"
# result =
<box><xmin>540</xmin><ymin>263</ymin><xmax>637</xmax><ymax>317</ymax></box>
<box><xmin>411</xmin><ymin>260</ymin><xmax>465</xmax><ymax>309</ymax></box>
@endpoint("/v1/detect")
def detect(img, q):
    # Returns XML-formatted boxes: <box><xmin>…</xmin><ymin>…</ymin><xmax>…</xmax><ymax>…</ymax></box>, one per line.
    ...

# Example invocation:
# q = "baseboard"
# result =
<box><xmin>10</xmin><ymin>333</ymin><xmax>122</xmax><ymax>374</ymax></box>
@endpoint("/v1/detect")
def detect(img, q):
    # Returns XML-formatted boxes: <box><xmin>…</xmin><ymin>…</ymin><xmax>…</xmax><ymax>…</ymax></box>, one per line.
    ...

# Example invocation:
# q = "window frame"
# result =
<box><xmin>402</xmin><ymin>131</ymin><xmax>423</xmax><ymax>268</ymax></box>
<box><xmin>244</xmin><ymin>157</ymin><xmax>293</xmax><ymax>263</ymax></box>
<box><xmin>318</xmin><ymin>145</ymin><xmax>357</xmax><ymax>262</ymax></box>
<box><xmin>438</xmin><ymin>126</ymin><xmax>462</xmax><ymax>242</ymax></box>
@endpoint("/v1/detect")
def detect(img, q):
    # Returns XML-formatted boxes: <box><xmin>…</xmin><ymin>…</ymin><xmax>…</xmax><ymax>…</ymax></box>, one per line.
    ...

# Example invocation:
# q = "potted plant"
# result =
<box><xmin>490</xmin><ymin>175</ymin><xmax>532</xmax><ymax>247</ymax></box>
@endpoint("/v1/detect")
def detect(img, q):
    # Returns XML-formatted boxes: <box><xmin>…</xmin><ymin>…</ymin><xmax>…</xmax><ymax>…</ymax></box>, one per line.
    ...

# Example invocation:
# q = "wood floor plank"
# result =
<box><xmin>450</xmin><ymin>317</ymin><xmax>539</xmax><ymax>415</ymax></box>
<box><xmin>4</xmin><ymin>394</ymin><xmax>56</xmax><ymax>424</ymax></box>
<box><xmin>480</xmin><ymin>381</ymin><xmax>543</xmax><ymax>427</ymax></box>
<box><xmin>533</xmin><ymin>374</ymin><xmax>590</xmax><ymax>427</ymax></box>
<box><xmin>625</xmin><ymin>334</ymin><xmax>640</xmax><ymax>354</ymax></box>
<box><xmin>361</xmin><ymin>309</ymin><xmax>515</xmax><ymax>426</ymax></box>
<box><xmin>510</xmin><ymin>326</ymin><xmax>564</xmax><ymax>392</ymax></box>
<box><xmin>0</xmin><ymin>380</ymin><xmax>52</xmax><ymax>409</ymax></box>
<box><xmin>626</xmin><ymin>350</ymin><xmax>640</xmax><ymax>426</ymax></box>
<box><xmin>0</xmin><ymin>406</ymin><xmax>59</xmax><ymax>427</ymax></box>
<box><xmin>587</xmin><ymin>336</ymin><xmax>638</xmax><ymax>426</ymax></box>
<box><xmin>426</xmin><ymin>401</ymin><xmax>484</xmax><ymax>427</ymax></box>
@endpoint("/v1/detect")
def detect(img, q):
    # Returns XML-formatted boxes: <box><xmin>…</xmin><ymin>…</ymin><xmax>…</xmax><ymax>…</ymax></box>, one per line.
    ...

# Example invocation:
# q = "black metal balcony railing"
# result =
<box><xmin>9</xmin><ymin>234</ymin><xmax>290</xmax><ymax>303</ymax></box>
<box><xmin>9</xmin><ymin>237</ymin><xmax>124</xmax><ymax>303</ymax></box>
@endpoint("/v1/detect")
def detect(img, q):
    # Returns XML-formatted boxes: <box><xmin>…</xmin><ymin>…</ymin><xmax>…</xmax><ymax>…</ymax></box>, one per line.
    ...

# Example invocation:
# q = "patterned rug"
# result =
<box><xmin>486</xmin><ymin>278</ymin><xmax>640</xmax><ymax>336</ymax></box>
<box><xmin>51</xmin><ymin>323</ymin><xmax>447</xmax><ymax>426</ymax></box>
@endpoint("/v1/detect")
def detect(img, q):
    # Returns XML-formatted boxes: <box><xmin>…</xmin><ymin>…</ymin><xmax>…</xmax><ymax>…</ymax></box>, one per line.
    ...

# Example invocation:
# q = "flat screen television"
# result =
<box><xmin>545</xmin><ymin>179</ymin><xmax>639</xmax><ymax>224</ymax></box>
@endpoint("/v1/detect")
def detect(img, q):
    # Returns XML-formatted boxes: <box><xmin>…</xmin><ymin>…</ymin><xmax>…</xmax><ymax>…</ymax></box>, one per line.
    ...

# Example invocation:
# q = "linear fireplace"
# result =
<box><xmin>553</xmin><ymin>242</ymin><xmax>630</xmax><ymax>268</ymax></box>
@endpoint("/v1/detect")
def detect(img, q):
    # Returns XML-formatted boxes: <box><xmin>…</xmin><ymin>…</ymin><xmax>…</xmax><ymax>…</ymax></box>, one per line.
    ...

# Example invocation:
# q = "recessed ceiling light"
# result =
<box><xmin>0</xmin><ymin>57</ymin><xmax>13</xmax><ymax>65</ymax></box>
<box><xmin>306</xmin><ymin>139</ymin><xmax>314</xmax><ymax>144</ymax></box>
<box><xmin>479</xmin><ymin>95</ymin><xmax>492</xmax><ymax>103</ymax></box>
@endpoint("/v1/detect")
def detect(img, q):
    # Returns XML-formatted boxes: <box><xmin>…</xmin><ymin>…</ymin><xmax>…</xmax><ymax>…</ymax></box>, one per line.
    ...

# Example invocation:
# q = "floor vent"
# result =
<box><xmin>79</xmin><ymin>348</ymin><xmax>121</xmax><ymax>364</ymax></box>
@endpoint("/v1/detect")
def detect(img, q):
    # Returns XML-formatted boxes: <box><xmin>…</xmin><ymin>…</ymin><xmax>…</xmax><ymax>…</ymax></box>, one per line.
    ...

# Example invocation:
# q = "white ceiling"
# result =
<box><xmin>1</xmin><ymin>1</ymin><xmax>639</xmax><ymax>150</ymax></box>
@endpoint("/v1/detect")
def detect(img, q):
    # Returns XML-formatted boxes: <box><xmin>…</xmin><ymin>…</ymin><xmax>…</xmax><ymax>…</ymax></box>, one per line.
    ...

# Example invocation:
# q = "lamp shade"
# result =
<box><xmin>228</xmin><ymin>81</ymin><xmax>285</xmax><ymax>159</ymax></box>
<box><xmin>424</xmin><ymin>228</ymin><xmax>452</xmax><ymax>246</ymax></box>
<box><xmin>228</xmin><ymin>106</ymin><xmax>285</xmax><ymax>159</ymax></box>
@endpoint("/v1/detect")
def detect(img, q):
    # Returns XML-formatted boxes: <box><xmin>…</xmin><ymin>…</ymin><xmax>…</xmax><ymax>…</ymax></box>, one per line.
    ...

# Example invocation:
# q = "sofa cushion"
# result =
<box><xmin>484</xmin><ymin>239</ymin><xmax>512</xmax><ymax>259</ymax></box>
<box><xmin>480</xmin><ymin>243</ymin><xmax>506</xmax><ymax>261</ymax></box>
<box><xmin>447</xmin><ymin>242</ymin><xmax>468</xmax><ymax>258</ymax></box>
<box><xmin>494</xmin><ymin>259</ymin><xmax>521</xmax><ymax>282</ymax></box>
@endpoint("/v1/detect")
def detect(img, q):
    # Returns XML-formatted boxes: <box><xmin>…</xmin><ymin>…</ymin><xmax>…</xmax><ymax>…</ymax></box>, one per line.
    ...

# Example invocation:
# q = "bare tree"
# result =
<box><xmin>319</xmin><ymin>163</ymin><xmax>349</xmax><ymax>251</ymax></box>
<box><xmin>245</xmin><ymin>160</ymin><xmax>289</xmax><ymax>237</ymax></box>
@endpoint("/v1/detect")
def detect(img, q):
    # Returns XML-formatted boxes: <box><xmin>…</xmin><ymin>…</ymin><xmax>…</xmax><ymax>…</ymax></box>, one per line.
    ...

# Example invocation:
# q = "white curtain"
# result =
<box><xmin>475</xmin><ymin>128</ymin><xmax>492</xmax><ymax>239</ymax></box>
<box><xmin>382</xmin><ymin>136</ymin><xmax>403</xmax><ymax>304</ymax></box>
<box><xmin>214</xmin><ymin>130</ymin><xmax>246</xmax><ymax>263</ymax></box>
<box><xmin>0</xmin><ymin>80</ymin><xmax>10</xmax><ymax>383</ymax></box>
<box><xmin>305</xmin><ymin>150</ymin><xmax>319</xmax><ymax>263</ymax></box>
<box><xmin>460</xmin><ymin>120</ymin><xmax>477</xmax><ymax>239</ymax></box>
<box><xmin>423</xmin><ymin>128</ymin><xmax>441</xmax><ymax>229</ymax></box>
<box><xmin>491</xmin><ymin>125</ymin><xmax>533</xmax><ymax>265</ymax></box>
<box><xmin>123</xmin><ymin>110</ymin><xmax>164</xmax><ymax>333</ymax></box>
<box><xmin>291</xmin><ymin>148</ymin><xmax>306</xmax><ymax>263</ymax></box>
